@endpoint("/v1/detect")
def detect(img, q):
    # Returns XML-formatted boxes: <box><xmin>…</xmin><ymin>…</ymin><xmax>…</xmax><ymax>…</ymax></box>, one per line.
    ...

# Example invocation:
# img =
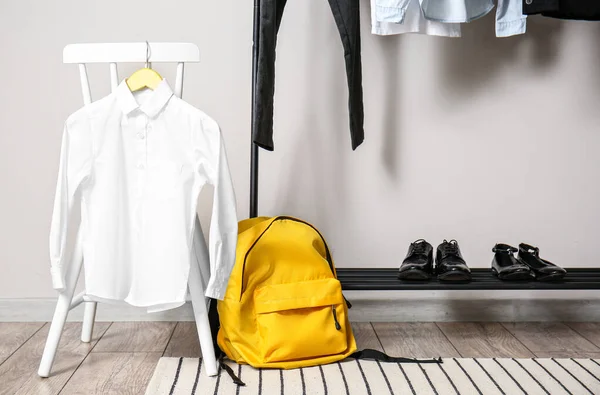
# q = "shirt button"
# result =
<box><xmin>525</xmin><ymin>0</ymin><xmax>532</xmax><ymax>4</ymax></box>
<box><xmin>137</xmin><ymin>133</ymin><xmax>145</xmax><ymax>140</ymax></box>
<box><xmin>137</xmin><ymin>163</ymin><xmax>145</xmax><ymax>170</ymax></box>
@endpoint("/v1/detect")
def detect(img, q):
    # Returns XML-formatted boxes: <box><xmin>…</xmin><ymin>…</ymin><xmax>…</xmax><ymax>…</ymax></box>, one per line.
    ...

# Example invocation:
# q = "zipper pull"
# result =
<box><xmin>332</xmin><ymin>306</ymin><xmax>341</xmax><ymax>330</ymax></box>
<box><xmin>344</xmin><ymin>296</ymin><xmax>352</xmax><ymax>309</ymax></box>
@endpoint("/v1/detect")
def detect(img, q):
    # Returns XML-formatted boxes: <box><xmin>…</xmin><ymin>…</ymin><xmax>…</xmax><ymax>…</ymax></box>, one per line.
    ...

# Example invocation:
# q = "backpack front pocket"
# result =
<box><xmin>253</xmin><ymin>278</ymin><xmax>348</xmax><ymax>363</ymax></box>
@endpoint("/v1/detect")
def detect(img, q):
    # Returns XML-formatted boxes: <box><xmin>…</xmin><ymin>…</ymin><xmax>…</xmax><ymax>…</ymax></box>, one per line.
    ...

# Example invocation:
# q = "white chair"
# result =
<box><xmin>38</xmin><ymin>42</ymin><xmax>219</xmax><ymax>378</ymax></box>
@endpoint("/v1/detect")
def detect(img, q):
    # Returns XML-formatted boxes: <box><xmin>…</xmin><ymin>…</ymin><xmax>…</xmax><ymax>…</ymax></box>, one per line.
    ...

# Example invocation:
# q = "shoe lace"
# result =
<box><xmin>441</xmin><ymin>239</ymin><xmax>460</xmax><ymax>257</ymax></box>
<box><xmin>411</xmin><ymin>239</ymin><xmax>428</xmax><ymax>256</ymax></box>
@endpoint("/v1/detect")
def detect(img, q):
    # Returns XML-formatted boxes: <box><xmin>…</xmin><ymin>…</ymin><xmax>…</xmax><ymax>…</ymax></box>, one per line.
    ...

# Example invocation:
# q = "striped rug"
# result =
<box><xmin>145</xmin><ymin>357</ymin><xmax>600</xmax><ymax>395</ymax></box>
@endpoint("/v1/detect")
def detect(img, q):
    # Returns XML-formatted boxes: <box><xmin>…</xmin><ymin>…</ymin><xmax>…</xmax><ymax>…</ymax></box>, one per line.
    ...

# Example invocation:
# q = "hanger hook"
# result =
<box><xmin>145</xmin><ymin>41</ymin><xmax>150</xmax><ymax>68</ymax></box>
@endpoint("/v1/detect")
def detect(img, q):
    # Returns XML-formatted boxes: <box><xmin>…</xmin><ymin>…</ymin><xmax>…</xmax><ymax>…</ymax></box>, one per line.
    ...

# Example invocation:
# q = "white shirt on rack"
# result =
<box><xmin>49</xmin><ymin>79</ymin><xmax>238</xmax><ymax>311</ymax></box>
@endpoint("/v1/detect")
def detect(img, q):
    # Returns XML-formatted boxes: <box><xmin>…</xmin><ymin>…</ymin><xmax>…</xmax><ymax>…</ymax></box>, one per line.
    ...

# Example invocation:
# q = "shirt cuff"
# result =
<box><xmin>205</xmin><ymin>231</ymin><xmax>237</xmax><ymax>300</ymax></box>
<box><xmin>50</xmin><ymin>265</ymin><xmax>66</xmax><ymax>290</ymax></box>
<box><xmin>204</xmin><ymin>276</ymin><xmax>227</xmax><ymax>300</ymax></box>
<box><xmin>376</xmin><ymin>6</ymin><xmax>406</xmax><ymax>24</ymax></box>
<box><xmin>496</xmin><ymin>18</ymin><xmax>527</xmax><ymax>37</ymax></box>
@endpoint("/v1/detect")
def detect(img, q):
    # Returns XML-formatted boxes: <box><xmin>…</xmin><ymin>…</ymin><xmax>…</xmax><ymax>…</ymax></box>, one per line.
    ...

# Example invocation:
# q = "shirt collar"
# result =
<box><xmin>116</xmin><ymin>79</ymin><xmax>174</xmax><ymax>118</ymax></box>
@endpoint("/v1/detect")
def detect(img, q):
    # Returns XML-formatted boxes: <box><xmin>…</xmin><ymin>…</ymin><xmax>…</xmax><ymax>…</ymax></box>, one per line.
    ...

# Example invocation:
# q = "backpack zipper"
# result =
<box><xmin>332</xmin><ymin>305</ymin><xmax>341</xmax><ymax>330</ymax></box>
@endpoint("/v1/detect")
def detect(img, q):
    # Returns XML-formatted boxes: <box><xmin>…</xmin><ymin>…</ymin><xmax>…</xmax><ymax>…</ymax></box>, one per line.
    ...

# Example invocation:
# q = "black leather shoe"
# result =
<box><xmin>398</xmin><ymin>239</ymin><xmax>433</xmax><ymax>280</ymax></box>
<box><xmin>492</xmin><ymin>244</ymin><xmax>535</xmax><ymax>281</ymax></box>
<box><xmin>518</xmin><ymin>243</ymin><xmax>566</xmax><ymax>282</ymax></box>
<box><xmin>435</xmin><ymin>240</ymin><xmax>471</xmax><ymax>282</ymax></box>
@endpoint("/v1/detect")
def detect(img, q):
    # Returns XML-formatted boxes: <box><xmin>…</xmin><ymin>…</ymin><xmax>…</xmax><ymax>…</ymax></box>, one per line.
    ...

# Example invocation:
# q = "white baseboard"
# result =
<box><xmin>0</xmin><ymin>299</ymin><xmax>196</xmax><ymax>322</ymax></box>
<box><xmin>2</xmin><ymin>294</ymin><xmax>600</xmax><ymax>322</ymax></box>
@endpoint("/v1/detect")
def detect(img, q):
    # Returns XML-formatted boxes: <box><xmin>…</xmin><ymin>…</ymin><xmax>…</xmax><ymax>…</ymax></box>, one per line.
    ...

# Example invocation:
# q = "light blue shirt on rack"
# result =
<box><xmin>375</xmin><ymin>0</ymin><xmax>526</xmax><ymax>37</ymax></box>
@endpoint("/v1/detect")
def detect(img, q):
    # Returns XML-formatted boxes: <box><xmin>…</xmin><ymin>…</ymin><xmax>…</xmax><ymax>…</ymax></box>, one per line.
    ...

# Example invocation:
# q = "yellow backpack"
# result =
<box><xmin>217</xmin><ymin>216</ymin><xmax>357</xmax><ymax>369</ymax></box>
<box><xmin>216</xmin><ymin>216</ymin><xmax>442</xmax><ymax>380</ymax></box>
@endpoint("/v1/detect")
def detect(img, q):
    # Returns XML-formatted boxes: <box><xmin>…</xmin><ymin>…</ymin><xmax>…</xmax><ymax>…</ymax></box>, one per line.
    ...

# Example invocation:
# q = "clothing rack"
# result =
<box><xmin>247</xmin><ymin>1</ymin><xmax>600</xmax><ymax>291</ymax></box>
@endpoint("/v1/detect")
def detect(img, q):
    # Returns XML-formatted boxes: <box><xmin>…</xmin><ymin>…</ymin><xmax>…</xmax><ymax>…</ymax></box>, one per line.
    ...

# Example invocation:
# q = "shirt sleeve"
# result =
<box><xmin>49</xmin><ymin>117</ymin><xmax>92</xmax><ymax>290</ymax></box>
<box><xmin>496</xmin><ymin>0</ymin><xmax>527</xmax><ymax>37</ymax></box>
<box><xmin>200</xmin><ymin>119</ymin><xmax>238</xmax><ymax>300</ymax></box>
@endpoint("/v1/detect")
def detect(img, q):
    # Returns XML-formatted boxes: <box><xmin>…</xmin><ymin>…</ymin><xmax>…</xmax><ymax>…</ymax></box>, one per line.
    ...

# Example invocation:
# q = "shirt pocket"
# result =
<box><xmin>147</xmin><ymin>160</ymin><xmax>183</xmax><ymax>201</ymax></box>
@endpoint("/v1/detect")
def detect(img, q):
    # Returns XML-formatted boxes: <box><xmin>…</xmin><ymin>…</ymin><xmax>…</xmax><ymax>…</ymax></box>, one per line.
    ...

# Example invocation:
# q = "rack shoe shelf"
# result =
<box><xmin>336</xmin><ymin>268</ymin><xmax>600</xmax><ymax>290</ymax></box>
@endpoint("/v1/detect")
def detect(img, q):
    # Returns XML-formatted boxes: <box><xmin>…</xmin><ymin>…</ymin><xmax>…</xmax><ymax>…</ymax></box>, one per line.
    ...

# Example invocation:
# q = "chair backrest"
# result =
<box><xmin>63</xmin><ymin>42</ymin><xmax>201</xmax><ymax>104</ymax></box>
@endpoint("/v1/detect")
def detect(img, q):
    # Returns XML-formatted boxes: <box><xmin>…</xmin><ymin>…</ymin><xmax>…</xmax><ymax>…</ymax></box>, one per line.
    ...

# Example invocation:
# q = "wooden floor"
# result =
<box><xmin>1</xmin><ymin>321</ymin><xmax>600</xmax><ymax>394</ymax></box>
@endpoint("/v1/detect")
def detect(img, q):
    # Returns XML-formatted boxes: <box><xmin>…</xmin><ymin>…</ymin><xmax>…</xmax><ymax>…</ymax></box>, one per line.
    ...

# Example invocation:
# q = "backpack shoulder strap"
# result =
<box><xmin>350</xmin><ymin>349</ymin><xmax>442</xmax><ymax>364</ymax></box>
<box><xmin>214</xmin><ymin>347</ymin><xmax>442</xmax><ymax>388</ymax></box>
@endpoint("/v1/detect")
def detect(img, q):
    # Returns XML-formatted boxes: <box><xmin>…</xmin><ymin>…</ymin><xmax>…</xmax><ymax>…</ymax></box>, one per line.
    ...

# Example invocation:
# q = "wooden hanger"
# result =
<box><xmin>126</xmin><ymin>41</ymin><xmax>163</xmax><ymax>91</ymax></box>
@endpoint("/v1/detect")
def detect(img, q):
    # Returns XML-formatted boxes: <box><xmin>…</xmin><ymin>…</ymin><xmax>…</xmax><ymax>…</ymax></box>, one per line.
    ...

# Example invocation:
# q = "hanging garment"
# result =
<box><xmin>376</xmin><ymin>0</ymin><xmax>491</xmax><ymax>23</ymax></box>
<box><xmin>523</xmin><ymin>0</ymin><xmax>600</xmax><ymax>20</ymax></box>
<box><xmin>49</xmin><ymin>80</ymin><xmax>238</xmax><ymax>311</ymax></box>
<box><xmin>522</xmin><ymin>0</ymin><xmax>557</xmax><ymax>14</ymax></box>
<box><xmin>375</xmin><ymin>0</ymin><xmax>527</xmax><ymax>37</ymax></box>
<box><xmin>495</xmin><ymin>0</ymin><xmax>527</xmax><ymax>36</ymax></box>
<box><xmin>420</xmin><ymin>0</ymin><xmax>494</xmax><ymax>23</ymax></box>
<box><xmin>371</xmin><ymin>0</ymin><xmax>462</xmax><ymax>37</ymax></box>
<box><xmin>254</xmin><ymin>0</ymin><xmax>364</xmax><ymax>151</ymax></box>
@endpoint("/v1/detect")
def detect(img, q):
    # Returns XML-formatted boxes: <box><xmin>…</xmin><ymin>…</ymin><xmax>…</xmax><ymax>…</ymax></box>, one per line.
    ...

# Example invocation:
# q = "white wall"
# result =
<box><xmin>2</xmin><ymin>1</ymin><xmax>600</xmax><ymax>302</ymax></box>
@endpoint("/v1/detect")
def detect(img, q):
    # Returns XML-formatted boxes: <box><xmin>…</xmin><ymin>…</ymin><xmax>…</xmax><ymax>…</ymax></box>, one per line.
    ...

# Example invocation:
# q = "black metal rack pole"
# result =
<box><xmin>249</xmin><ymin>0</ymin><xmax>260</xmax><ymax>218</ymax></box>
<box><xmin>210</xmin><ymin>0</ymin><xmax>262</xmax><ymax>351</ymax></box>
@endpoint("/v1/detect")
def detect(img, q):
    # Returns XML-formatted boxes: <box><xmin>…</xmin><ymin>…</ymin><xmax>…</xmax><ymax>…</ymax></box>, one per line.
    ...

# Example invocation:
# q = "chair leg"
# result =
<box><xmin>38</xmin><ymin>292</ymin><xmax>75</xmax><ymax>377</ymax></box>
<box><xmin>38</xmin><ymin>229</ymin><xmax>84</xmax><ymax>378</ymax></box>
<box><xmin>81</xmin><ymin>301</ymin><xmax>97</xmax><ymax>343</ymax></box>
<box><xmin>189</xmin><ymin>232</ymin><xmax>219</xmax><ymax>377</ymax></box>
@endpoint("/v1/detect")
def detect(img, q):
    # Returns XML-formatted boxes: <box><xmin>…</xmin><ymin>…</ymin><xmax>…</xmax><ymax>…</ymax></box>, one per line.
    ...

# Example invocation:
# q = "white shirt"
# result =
<box><xmin>49</xmin><ymin>79</ymin><xmax>238</xmax><ymax>311</ymax></box>
<box><xmin>371</xmin><ymin>0</ymin><xmax>462</xmax><ymax>37</ymax></box>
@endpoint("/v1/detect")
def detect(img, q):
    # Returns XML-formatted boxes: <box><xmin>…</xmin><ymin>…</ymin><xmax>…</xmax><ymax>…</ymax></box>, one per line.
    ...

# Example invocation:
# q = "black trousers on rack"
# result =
<box><xmin>253</xmin><ymin>0</ymin><xmax>364</xmax><ymax>151</ymax></box>
<box><xmin>523</xmin><ymin>0</ymin><xmax>600</xmax><ymax>20</ymax></box>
